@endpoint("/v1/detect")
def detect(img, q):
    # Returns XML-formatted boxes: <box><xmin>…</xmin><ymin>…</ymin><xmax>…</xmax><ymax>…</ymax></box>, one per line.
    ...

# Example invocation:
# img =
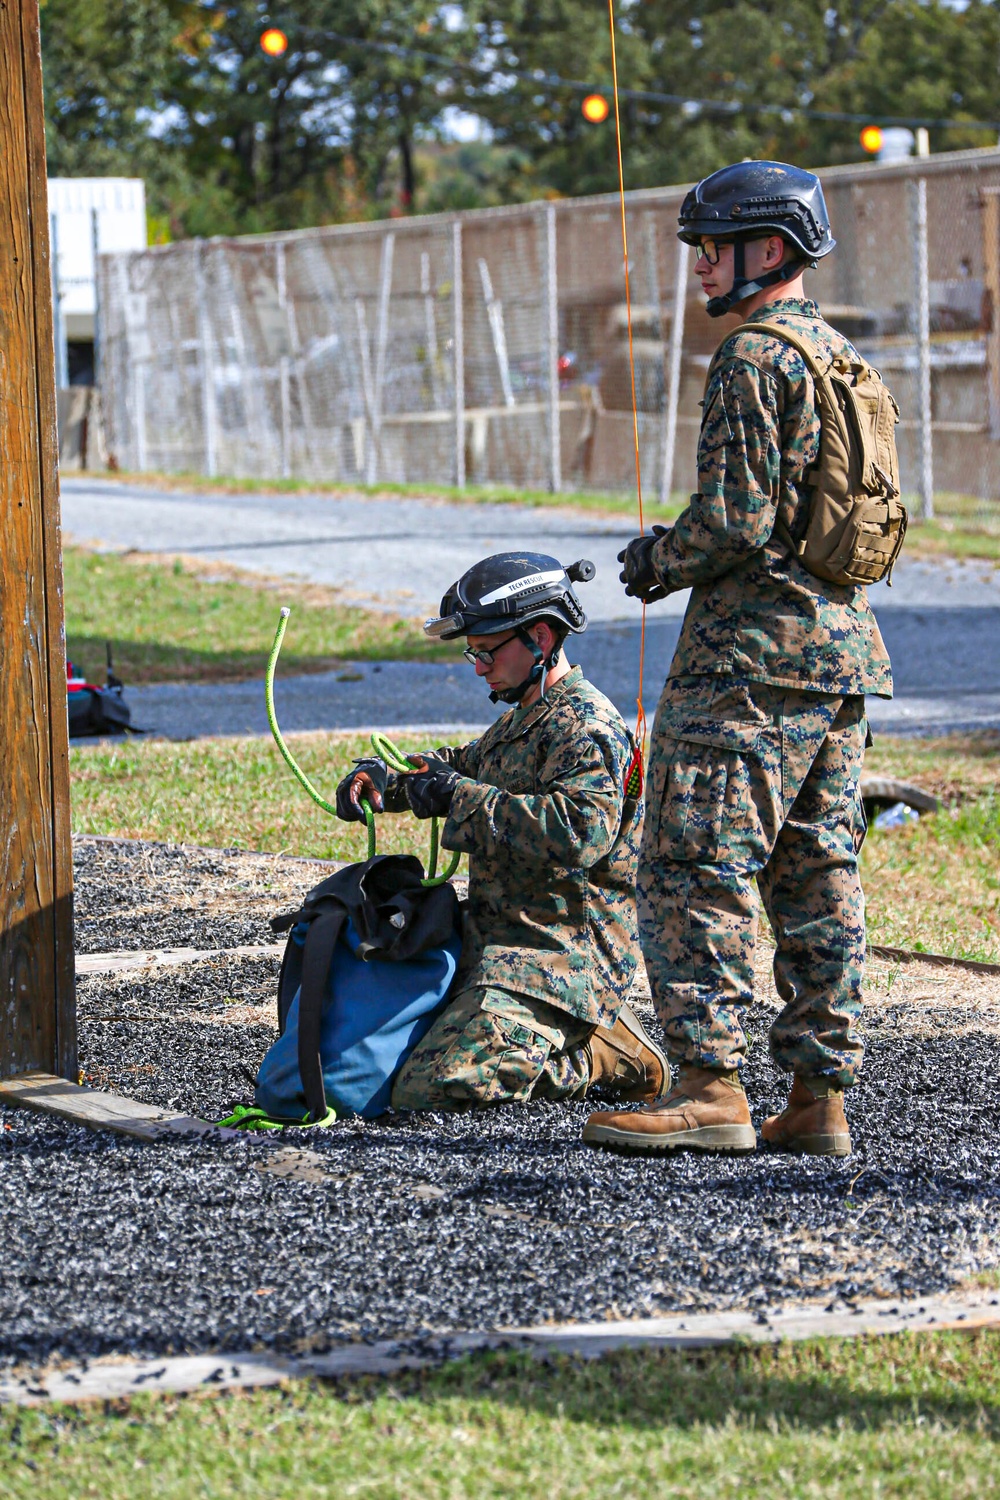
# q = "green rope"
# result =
<box><xmin>217</xmin><ymin>1102</ymin><xmax>337</xmax><ymax>1132</ymax></box>
<box><xmin>266</xmin><ymin>609</ymin><xmax>377</xmax><ymax>858</ymax></box>
<box><xmin>370</xmin><ymin>731</ymin><xmax>461</xmax><ymax>886</ymax></box>
<box><xmin>265</xmin><ymin>608</ymin><xmax>337</xmax><ymax>818</ymax></box>
<box><xmin>266</xmin><ymin>611</ymin><xmax>458</xmax><ymax>883</ymax></box>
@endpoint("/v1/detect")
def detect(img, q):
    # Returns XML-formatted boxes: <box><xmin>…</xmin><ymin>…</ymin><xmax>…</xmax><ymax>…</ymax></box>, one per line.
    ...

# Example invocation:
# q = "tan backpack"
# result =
<box><xmin>727</xmin><ymin>319</ymin><xmax>908</xmax><ymax>587</ymax></box>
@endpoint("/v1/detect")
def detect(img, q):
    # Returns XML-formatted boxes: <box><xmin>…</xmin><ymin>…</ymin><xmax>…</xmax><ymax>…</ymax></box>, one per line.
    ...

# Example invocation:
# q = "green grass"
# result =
<box><xmin>69</xmin><ymin>731</ymin><xmax>444</xmax><ymax>867</ymax></box>
<box><xmin>63</xmin><ymin>546</ymin><xmax>451</xmax><ymax>686</ymax></box>
<box><xmin>4</xmin><ymin>1333</ymin><xmax>1000</xmax><ymax>1498</ymax></box>
<box><xmin>861</xmin><ymin>733</ymin><xmax>1000</xmax><ymax>964</ymax></box>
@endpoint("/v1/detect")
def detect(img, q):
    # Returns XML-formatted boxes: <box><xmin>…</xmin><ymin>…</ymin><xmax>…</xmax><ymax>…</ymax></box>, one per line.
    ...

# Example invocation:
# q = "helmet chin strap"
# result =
<box><xmin>488</xmin><ymin>628</ymin><xmax>559</xmax><ymax>706</ymax></box>
<box><xmin>705</xmin><ymin>239</ymin><xmax>805</xmax><ymax>319</ymax></box>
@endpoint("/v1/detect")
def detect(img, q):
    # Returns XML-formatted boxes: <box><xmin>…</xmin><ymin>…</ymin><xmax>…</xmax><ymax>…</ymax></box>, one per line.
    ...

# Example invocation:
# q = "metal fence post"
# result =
<box><xmin>196</xmin><ymin>242</ymin><xmax>218</xmax><ymax>477</ymax></box>
<box><xmin>276</xmin><ymin>242</ymin><xmax>292</xmax><ymax>479</ymax></box>
<box><xmin>50</xmin><ymin>211</ymin><xmax>68</xmax><ymax>388</ymax></box>
<box><xmin>453</xmin><ymin>220</ymin><xmax>465</xmax><ymax>487</ymax></box>
<box><xmin>364</xmin><ymin>232</ymin><xmax>394</xmax><ymax>485</ymax></box>
<box><xmin>90</xmin><ymin>208</ymin><xmax>101</xmax><ymax>388</ymax></box>
<box><xmin>545</xmin><ymin>202</ymin><xmax>561</xmax><ymax>492</ymax></box>
<box><xmin>659</xmin><ymin>240</ymin><xmax>689</xmax><ymax>505</ymax></box>
<box><xmin>910</xmin><ymin>177</ymin><xmax>934</xmax><ymax>519</ymax></box>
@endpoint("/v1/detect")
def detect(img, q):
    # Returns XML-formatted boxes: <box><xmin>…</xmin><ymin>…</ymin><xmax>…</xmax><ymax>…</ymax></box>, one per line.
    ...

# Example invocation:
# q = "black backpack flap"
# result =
<box><xmin>271</xmin><ymin>855</ymin><xmax>460</xmax><ymax>962</ymax></box>
<box><xmin>271</xmin><ymin>855</ymin><xmax>425</xmax><ymax>935</ymax></box>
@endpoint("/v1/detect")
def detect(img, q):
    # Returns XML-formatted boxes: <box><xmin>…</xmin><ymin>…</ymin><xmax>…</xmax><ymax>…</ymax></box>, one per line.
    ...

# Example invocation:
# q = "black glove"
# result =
<box><xmin>335</xmin><ymin>757</ymin><xmax>389</xmax><ymax>821</ymax></box>
<box><xmin>404</xmin><ymin>754</ymin><xmax>461</xmax><ymax>820</ymax></box>
<box><xmin>618</xmin><ymin>525</ymin><xmax>670</xmax><ymax>602</ymax></box>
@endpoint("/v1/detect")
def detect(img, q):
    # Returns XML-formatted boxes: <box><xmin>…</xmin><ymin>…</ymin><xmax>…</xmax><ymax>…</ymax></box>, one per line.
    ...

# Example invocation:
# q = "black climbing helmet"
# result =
<box><xmin>424</xmin><ymin>552</ymin><xmax>595</xmax><ymax>641</ymax></box>
<box><xmin>678</xmin><ymin>160</ymin><xmax>836</xmax><ymax>317</ymax></box>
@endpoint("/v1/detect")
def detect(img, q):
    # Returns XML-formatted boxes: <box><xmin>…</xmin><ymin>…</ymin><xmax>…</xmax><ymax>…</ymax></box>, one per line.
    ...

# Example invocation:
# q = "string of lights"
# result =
<box><xmin>258</xmin><ymin>24</ymin><xmax>1000</xmax><ymax>136</ymax></box>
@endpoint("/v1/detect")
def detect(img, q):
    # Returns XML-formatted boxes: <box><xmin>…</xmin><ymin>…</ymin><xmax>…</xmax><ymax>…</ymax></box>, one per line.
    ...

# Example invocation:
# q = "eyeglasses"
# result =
<box><xmin>462</xmin><ymin>633</ymin><xmax>519</xmax><ymax>667</ymax></box>
<box><xmin>695</xmin><ymin>237</ymin><xmax>734</xmax><ymax>266</ymax></box>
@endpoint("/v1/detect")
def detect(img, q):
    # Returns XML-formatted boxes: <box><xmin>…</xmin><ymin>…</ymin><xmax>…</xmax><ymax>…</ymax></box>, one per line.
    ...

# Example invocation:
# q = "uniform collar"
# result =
<box><xmin>743</xmin><ymin>297</ymin><xmax>822</xmax><ymax>322</ymax></box>
<box><xmin>494</xmin><ymin>664</ymin><xmax>583</xmax><ymax>741</ymax></box>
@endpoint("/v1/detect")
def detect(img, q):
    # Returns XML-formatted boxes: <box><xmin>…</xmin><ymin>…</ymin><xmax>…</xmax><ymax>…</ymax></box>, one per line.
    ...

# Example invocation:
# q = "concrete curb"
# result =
<box><xmin>3</xmin><ymin>1294</ymin><xmax>998</xmax><ymax>1407</ymax></box>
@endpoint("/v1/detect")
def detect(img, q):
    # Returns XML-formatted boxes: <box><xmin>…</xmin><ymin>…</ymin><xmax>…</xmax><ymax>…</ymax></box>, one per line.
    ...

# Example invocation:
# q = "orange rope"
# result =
<box><xmin>606</xmin><ymin>0</ymin><xmax>647</xmax><ymax>755</ymax></box>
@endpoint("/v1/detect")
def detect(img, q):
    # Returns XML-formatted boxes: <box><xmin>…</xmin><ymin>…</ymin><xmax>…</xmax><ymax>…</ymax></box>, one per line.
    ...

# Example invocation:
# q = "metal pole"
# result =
<box><xmin>365</xmin><ymin>232</ymin><xmax>395</xmax><ymax>485</ymax></box>
<box><xmin>910</xmin><ymin>177</ymin><xmax>934</xmax><ymax>519</ymax></box>
<box><xmin>453</xmin><ymin>220</ymin><xmax>465</xmax><ymax>487</ymax></box>
<box><xmin>276</xmin><ymin>242</ymin><xmax>291</xmax><ymax>479</ymax></box>
<box><xmin>50</xmin><ymin>211</ymin><xmax>68</xmax><ymax>388</ymax></box>
<box><xmin>420</xmin><ymin>250</ymin><xmax>442</xmax><ymax>408</ymax></box>
<box><xmin>478</xmin><ymin>257</ymin><xmax>515</xmax><ymax>408</ymax></box>
<box><xmin>659</xmin><ymin>240</ymin><xmax>689</xmax><ymax>506</ymax></box>
<box><xmin>196</xmin><ymin>243</ymin><xmax>218</xmax><ymax>477</ymax></box>
<box><xmin>983</xmin><ymin>191</ymin><xmax>1000</xmax><ymax>441</ymax></box>
<box><xmin>90</xmin><ymin>208</ymin><xmax>101</xmax><ymax>388</ymax></box>
<box><xmin>545</xmin><ymin>202</ymin><xmax>561</xmax><ymax>493</ymax></box>
<box><xmin>134</xmin><ymin>361</ymin><xmax>148</xmax><ymax>471</ymax></box>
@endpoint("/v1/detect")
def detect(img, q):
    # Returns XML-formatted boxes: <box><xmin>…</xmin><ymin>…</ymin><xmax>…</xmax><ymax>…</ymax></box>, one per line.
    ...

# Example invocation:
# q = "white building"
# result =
<box><xmin>48</xmin><ymin>177</ymin><xmax>146</xmax><ymax>382</ymax></box>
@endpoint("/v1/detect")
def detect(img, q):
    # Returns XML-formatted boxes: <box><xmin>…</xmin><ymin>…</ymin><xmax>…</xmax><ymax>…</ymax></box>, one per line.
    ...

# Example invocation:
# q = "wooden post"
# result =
<box><xmin>0</xmin><ymin>0</ymin><xmax>77</xmax><ymax>1080</ymax></box>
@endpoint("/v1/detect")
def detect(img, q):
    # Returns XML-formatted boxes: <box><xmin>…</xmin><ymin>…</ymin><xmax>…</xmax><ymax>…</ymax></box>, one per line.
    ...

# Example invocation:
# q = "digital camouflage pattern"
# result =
<box><xmin>392</xmin><ymin>984</ymin><xmax>591</xmax><ymax>1110</ymax></box>
<box><xmin>645</xmin><ymin>298</ymin><xmax>893</xmax><ymax>698</ymax></box>
<box><xmin>638</xmin><ymin>674</ymin><xmax>868</xmax><ymax>1088</ymax></box>
<box><xmin>431</xmin><ymin>665</ymin><xmax>642</xmax><ymax>1028</ymax></box>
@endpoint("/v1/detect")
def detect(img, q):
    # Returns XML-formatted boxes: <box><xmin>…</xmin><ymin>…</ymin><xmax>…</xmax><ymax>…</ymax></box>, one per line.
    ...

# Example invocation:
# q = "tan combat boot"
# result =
<box><xmin>584</xmin><ymin>1003</ymin><xmax>669</xmax><ymax>1102</ymax></box>
<box><xmin>581</xmin><ymin>1066</ymin><xmax>757</xmax><ymax>1154</ymax></box>
<box><xmin>762</xmin><ymin>1075</ymin><xmax>852</xmax><ymax>1157</ymax></box>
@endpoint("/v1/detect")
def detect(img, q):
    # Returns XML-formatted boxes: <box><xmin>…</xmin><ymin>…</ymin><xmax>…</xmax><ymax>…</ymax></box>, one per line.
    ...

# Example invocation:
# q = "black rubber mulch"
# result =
<box><xmin>0</xmin><ymin>839</ymin><xmax>996</xmax><ymax>1370</ymax></box>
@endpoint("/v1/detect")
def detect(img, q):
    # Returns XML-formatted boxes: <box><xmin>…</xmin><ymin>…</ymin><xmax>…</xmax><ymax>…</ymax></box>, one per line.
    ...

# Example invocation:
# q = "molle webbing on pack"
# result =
<box><xmin>727</xmin><ymin>319</ymin><xmax>908</xmax><ymax>586</ymax></box>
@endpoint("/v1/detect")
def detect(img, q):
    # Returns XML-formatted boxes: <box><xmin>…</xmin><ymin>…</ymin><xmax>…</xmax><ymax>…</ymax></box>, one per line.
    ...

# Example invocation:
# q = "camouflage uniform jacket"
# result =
<box><xmin>647</xmin><ymin>297</ymin><xmax>893</xmax><ymax>697</ymax></box>
<box><xmin>431</xmin><ymin>666</ymin><xmax>642</xmax><ymax>1028</ymax></box>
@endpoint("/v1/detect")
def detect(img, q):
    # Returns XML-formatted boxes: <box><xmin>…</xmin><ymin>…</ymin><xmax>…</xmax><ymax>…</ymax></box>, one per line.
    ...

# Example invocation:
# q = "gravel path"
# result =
<box><xmin>0</xmin><ymin>836</ymin><xmax>997</xmax><ymax>1371</ymax></box>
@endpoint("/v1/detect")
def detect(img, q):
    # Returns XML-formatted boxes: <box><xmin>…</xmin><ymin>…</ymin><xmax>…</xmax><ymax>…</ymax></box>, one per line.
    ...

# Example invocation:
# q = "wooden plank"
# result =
<box><xmin>75</xmin><ymin>944</ymin><xmax>282</xmax><ymax>977</ymax></box>
<box><xmin>0</xmin><ymin>1072</ymin><xmax>337</xmax><ymax>1184</ymax></box>
<box><xmin>0</xmin><ymin>0</ymin><xmax>76</xmax><ymax>1079</ymax></box>
<box><xmin>2</xmin><ymin>1292</ymin><xmax>997</xmax><ymax>1407</ymax></box>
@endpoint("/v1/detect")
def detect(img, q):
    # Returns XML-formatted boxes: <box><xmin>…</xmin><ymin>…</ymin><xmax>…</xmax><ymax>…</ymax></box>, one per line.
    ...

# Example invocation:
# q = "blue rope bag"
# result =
<box><xmin>254</xmin><ymin>855</ymin><xmax>462</xmax><ymax>1123</ymax></box>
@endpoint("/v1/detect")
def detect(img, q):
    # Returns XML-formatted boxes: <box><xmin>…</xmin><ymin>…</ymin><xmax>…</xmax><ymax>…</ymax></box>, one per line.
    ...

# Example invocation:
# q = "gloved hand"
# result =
<box><xmin>618</xmin><ymin>525</ymin><xmax>670</xmax><ymax>602</ymax></box>
<box><xmin>335</xmin><ymin>757</ymin><xmax>389</xmax><ymax>822</ymax></box>
<box><xmin>404</xmin><ymin>754</ymin><xmax>461</xmax><ymax>820</ymax></box>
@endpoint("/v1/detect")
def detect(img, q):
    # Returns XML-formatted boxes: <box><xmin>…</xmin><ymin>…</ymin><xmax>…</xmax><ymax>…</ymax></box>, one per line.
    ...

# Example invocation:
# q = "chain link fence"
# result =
<box><xmin>97</xmin><ymin>146</ymin><xmax>1000</xmax><ymax>520</ymax></box>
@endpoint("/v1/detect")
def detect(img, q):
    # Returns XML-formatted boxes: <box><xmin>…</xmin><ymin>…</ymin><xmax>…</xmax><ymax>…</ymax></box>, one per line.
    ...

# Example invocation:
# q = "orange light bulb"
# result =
<box><xmin>260</xmin><ymin>28</ymin><xmax>288</xmax><ymax>57</ymax></box>
<box><xmin>860</xmin><ymin>125</ymin><xmax>883</xmax><ymax>154</ymax></box>
<box><xmin>582</xmin><ymin>94</ymin><xmax>610</xmax><ymax>124</ymax></box>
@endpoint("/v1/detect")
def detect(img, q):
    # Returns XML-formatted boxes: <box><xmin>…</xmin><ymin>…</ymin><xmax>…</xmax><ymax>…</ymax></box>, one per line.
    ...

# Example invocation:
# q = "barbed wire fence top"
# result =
<box><xmin>97</xmin><ymin>147</ymin><xmax>1000</xmax><ymax>519</ymax></box>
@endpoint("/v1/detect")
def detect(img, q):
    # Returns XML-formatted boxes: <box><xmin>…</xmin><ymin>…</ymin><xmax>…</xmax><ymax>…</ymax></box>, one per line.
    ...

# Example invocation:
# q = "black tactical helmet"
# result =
<box><xmin>679</xmin><ymin>160</ymin><xmax>835</xmax><ymax>317</ymax></box>
<box><xmin>424</xmin><ymin>551</ymin><xmax>595</xmax><ymax>641</ymax></box>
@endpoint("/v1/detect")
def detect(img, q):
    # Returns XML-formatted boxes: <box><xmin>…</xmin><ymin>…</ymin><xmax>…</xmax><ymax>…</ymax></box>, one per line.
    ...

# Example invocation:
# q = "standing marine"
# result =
<box><xmin>584</xmin><ymin>160</ymin><xmax>900</xmax><ymax>1158</ymax></box>
<box><xmin>334</xmin><ymin>551</ymin><xmax>667</xmax><ymax>1110</ymax></box>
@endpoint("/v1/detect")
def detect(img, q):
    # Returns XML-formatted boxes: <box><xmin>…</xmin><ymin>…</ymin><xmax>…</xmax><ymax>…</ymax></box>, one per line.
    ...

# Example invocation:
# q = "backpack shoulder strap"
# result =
<box><xmin>297</xmin><ymin>898</ymin><xmax>349</xmax><ymax>1123</ymax></box>
<box><xmin>727</xmin><ymin>318</ymin><xmax>834</xmax><ymax>377</ymax></box>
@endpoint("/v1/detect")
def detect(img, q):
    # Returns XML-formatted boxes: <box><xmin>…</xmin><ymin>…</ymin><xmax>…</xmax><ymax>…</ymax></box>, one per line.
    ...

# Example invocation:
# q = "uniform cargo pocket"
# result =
<box><xmin>654</xmin><ymin>737</ymin><xmax>750</xmax><ymax>863</ymax></box>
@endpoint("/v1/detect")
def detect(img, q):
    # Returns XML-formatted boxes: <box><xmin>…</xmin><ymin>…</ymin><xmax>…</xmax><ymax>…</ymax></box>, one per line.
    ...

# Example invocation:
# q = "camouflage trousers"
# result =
<box><xmin>637</xmin><ymin>676</ymin><xmax>869</xmax><ymax>1089</ymax></box>
<box><xmin>391</xmin><ymin>985</ymin><xmax>592</xmax><ymax>1110</ymax></box>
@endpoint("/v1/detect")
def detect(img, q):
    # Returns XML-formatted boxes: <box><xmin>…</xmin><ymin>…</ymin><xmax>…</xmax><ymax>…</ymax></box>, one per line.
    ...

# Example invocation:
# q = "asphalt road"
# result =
<box><xmin>63</xmin><ymin>477</ymin><xmax>1000</xmax><ymax>739</ymax></box>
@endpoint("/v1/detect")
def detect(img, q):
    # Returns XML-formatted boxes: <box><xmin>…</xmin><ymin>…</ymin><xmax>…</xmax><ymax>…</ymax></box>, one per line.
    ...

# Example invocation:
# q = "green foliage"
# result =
<box><xmin>40</xmin><ymin>0</ymin><xmax>1000</xmax><ymax>234</ymax></box>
